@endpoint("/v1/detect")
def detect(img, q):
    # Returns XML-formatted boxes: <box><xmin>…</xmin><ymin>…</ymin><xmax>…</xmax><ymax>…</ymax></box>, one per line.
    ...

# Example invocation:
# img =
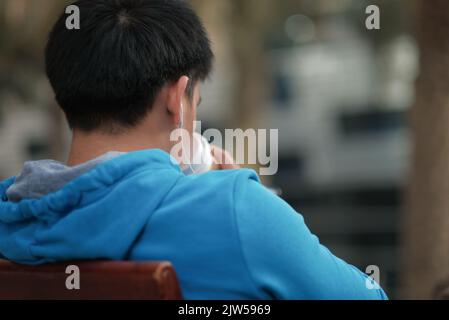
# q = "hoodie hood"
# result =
<box><xmin>0</xmin><ymin>149</ymin><xmax>182</xmax><ymax>265</ymax></box>
<box><xmin>6</xmin><ymin>152</ymin><xmax>125</xmax><ymax>202</ymax></box>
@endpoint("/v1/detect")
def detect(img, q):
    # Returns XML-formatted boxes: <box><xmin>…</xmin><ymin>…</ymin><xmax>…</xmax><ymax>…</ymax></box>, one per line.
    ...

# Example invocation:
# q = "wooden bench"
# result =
<box><xmin>0</xmin><ymin>260</ymin><xmax>183</xmax><ymax>300</ymax></box>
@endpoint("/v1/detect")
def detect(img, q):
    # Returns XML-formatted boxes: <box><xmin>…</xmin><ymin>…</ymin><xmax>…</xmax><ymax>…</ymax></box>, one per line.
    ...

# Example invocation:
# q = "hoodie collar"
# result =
<box><xmin>0</xmin><ymin>149</ymin><xmax>181</xmax><ymax>224</ymax></box>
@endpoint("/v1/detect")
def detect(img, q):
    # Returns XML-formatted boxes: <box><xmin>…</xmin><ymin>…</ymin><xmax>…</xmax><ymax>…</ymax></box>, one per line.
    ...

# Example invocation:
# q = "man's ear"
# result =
<box><xmin>166</xmin><ymin>76</ymin><xmax>189</xmax><ymax>126</ymax></box>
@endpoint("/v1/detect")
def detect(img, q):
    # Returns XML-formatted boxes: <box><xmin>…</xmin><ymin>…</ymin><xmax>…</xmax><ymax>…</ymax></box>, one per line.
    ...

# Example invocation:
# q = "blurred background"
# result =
<box><xmin>1</xmin><ymin>0</ymin><xmax>449</xmax><ymax>299</ymax></box>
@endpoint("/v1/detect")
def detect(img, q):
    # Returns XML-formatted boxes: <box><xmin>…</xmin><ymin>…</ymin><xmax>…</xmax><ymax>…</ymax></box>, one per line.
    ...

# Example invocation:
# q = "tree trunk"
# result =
<box><xmin>228</xmin><ymin>0</ymin><xmax>270</xmax><ymax>130</ymax></box>
<box><xmin>403</xmin><ymin>0</ymin><xmax>449</xmax><ymax>299</ymax></box>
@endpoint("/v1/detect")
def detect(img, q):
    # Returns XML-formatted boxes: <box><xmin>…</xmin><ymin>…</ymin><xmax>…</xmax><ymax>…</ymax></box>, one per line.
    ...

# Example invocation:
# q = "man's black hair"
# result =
<box><xmin>45</xmin><ymin>0</ymin><xmax>213</xmax><ymax>132</ymax></box>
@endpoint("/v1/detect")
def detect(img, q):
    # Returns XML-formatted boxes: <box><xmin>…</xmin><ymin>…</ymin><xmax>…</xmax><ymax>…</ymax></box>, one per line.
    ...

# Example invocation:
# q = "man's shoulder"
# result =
<box><xmin>189</xmin><ymin>170</ymin><xmax>267</xmax><ymax>209</ymax></box>
<box><xmin>168</xmin><ymin>168</ymin><xmax>289</xmax><ymax>225</ymax></box>
<box><xmin>173</xmin><ymin>168</ymin><xmax>260</xmax><ymax>194</ymax></box>
<box><xmin>198</xmin><ymin>168</ymin><xmax>260</xmax><ymax>186</ymax></box>
<box><xmin>153</xmin><ymin>168</ymin><xmax>267</xmax><ymax>222</ymax></box>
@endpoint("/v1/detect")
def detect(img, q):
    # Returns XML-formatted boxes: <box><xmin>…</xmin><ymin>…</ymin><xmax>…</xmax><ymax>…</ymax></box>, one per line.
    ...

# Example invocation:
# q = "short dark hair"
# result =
<box><xmin>45</xmin><ymin>0</ymin><xmax>213</xmax><ymax>132</ymax></box>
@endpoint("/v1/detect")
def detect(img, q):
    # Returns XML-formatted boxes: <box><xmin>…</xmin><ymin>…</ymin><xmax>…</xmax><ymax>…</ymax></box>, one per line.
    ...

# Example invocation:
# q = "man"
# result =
<box><xmin>0</xmin><ymin>0</ymin><xmax>387</xmax><ymax>300</ymax></box>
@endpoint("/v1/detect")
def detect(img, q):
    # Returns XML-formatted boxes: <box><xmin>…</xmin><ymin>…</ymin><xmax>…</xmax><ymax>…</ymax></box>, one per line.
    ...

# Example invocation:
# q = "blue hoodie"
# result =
<box><xmin>0</xmin><ymin>149</ymin><xmax>387</xmax><ymax>300</ymax></box>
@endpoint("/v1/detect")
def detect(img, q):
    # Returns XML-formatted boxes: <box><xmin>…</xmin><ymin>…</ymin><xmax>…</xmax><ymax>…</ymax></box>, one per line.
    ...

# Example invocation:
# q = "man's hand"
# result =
<box><xmin>210</xmin><ymin>146</ymin><xmax>241</xmax><ymax>171</ymax></box>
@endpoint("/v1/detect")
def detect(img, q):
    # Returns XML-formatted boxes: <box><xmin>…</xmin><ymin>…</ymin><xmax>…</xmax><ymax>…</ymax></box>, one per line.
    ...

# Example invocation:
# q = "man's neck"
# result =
<box><xmin>67</xmin><ymin>129</ymin><xmax>172</xmax><ymax>167</ymax></box>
